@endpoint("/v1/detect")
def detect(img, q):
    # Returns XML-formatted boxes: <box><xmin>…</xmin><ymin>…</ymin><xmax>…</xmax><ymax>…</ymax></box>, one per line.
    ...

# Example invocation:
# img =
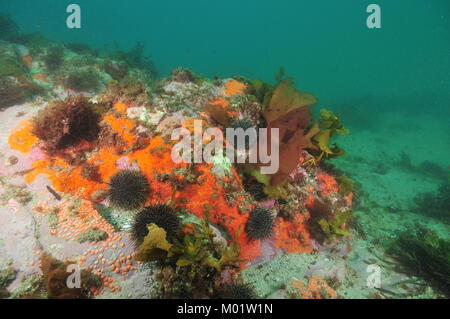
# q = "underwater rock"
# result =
<box><xmin>156</xmin><ymin>111</ymin><xmax>185</xmax><ymax>137</ymax></box>
<box><xmin>171</xmin><ymin>67</ymin><xmax>198</xmax><ymax>83</ymax></box>
<box><xmin>0</xmin><ymin>78</ymin><xmax>26</xmax><ymax>109</ymax></box>
<box><xmin>0</xmin><ymin>27</ymin><xmax>360</xmax><ymax>299</ymax></box>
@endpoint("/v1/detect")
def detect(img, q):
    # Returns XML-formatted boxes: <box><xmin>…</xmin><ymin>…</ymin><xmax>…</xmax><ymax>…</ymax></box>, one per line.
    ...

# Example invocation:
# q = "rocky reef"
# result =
<box><xmin>5</xmin><ymin>14</ymin><xmax>435</xmax><ymax>300</ymax></box>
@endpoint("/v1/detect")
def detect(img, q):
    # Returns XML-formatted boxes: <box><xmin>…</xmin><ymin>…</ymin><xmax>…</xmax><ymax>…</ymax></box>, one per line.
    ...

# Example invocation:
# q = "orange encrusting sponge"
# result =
<box><xmin>291</xmin><ymin>276</ymin><xmax>338</xmax><ymax>299</ymax></box>
<box><xmin>8</xmin><ymin>119</ymin><xmax>38</xmax><ymax>153</ymax></box>
<box><xmin>317</xmin><ymin>172</ymin><xmax>339</xmax><ymax>195</ymax></box>
<box><xmin>8</xmin><ymin>101</ymin><xmax>314</xmax><ymax>266</ymax></box>
<box><xmin>274</xmin><ymin>214</ymin><xmax>313</xmax><ymax>253</ymax></box>
<box><xmin>175</xmin><ymin>164</ymin><xmax>261</xmax><ymax>263</ymax></box>
<box><xmin>224</xmin><ymin>79</ymin><xmax>247</xmax><ymax>97</ymax></box>
<box><xmin>18</xmin><ymin>103</ymin><xmax>185</xmax><ymax>202</ymax></box>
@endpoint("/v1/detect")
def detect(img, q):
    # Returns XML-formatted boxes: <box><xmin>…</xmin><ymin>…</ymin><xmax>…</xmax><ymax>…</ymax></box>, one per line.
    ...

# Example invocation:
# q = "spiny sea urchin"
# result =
<box><xmin>230</xmin><ymin>119</ymin><xmax>254</xmax><ymax>130</ymax></box>
<box><xmin>243</xmin><ymin>174</ymin><xmax>267</xmax><ymax>201</ymax></box>
<box><xmin>223</xmin><ymin>283</ymin><xmax>257</xmax><ymax>299</ymax></box>
<box><xmin>245</xmin><ymin>207</ymin><xmax>274</xmax><ymax>241</ymax></box>
<box><xmin>131</xmin><ymin>204</ymin><xmax>181</xmax><ymax>245</ymax></box>
<box><xmin>228</xmin><ymin>119</ymin><xmax>256</xmax><ymax>150</ymax></box>
<box><xmin>107</xmin><ymin>170</ymin><xmax>150</xmax><ymax>210</ymax></box>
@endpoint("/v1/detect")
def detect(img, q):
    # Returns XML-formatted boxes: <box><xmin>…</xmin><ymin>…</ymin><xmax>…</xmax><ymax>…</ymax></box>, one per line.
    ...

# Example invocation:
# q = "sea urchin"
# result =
<box><xmin>107</xmin><ymin>170</ymin><xmax>150</xmax><ymax>210</ymax></box>
<box><xmin>224</xmin><ymin>283</ymin><xmax>257</xmax><ymax>299</ymax></box>
<box><xmin>228</xmin><ymin>119</ymin><xmax>256</xmax><ymax>150</ymax></box>
<box><xmin>245</xmin><ymin>207</ymin><xmax>274</xmax><ymax>241</ymax></box>
<box><xmin>131</xmin><ymin>204</ymin><xmax>181</xmax><ymax>245</ymax></box>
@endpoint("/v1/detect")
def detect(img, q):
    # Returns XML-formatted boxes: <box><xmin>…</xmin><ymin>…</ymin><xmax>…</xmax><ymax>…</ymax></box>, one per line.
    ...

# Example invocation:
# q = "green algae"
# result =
<box><xmin>47</xmin><ymin>208</ymin><xmax>59</xmax><ymax>230</ymax></box>
<box><xmin>318</xmin><ymin>210</ymin><xmax>353</xmax><ymax>239</ymax></box>
<box><xmin>10</xmin><ymin>275</ymin><xmax>46</xmax><ymax>299</ymax></box>
<box><xmin>135</xmin><ymin>224</ymin><xmax>173</xmax><ymax>262</ymax></box>
<box><xmin>337</xmin><ymin>174</ymin><xmax>355</xmax><ymax>196</ymax></box>
<box><xmin>0</xmin><ymin>56</ymin><xmax>26</xmax><ymax>78</ymax></box>
<box><xmin>242</xmin><ymin>165</ymin><xmax>288</xmax><ymax>199</ymax></box>
<box><xmin>76</xmin><ymin>227</ymin><xmax>109</xmax><ymax>243</ymax></box>
<box><xmin>0</xmin><ymin>260</ymin><xmax>16</xmax><ymax>289</ymax></box>
<box><xmin>43</xmin><ymin>46</ymin><xmax>64</xmax><ymax>72</ymax></box>
<box><xmin>171</xmin><ymin>218</ymin><xmax>241</xmax><ymax>271</ymax></box>
<box><xmin>248</xmin><ymin>78</ymin><xmax>274</xmax><ymax>105</ymax></box>
<box><xmin>64</xmin><ymin>69</ymin><xmax>101</xmax><ymax>92</ymax></box>
<box><xmin>313</xmin><ymin>109</ymin><xmax>349</xmax><ymax>158</ymax></box>
<box><xmin>0</xmin><ymin>179</ymin><xmax>33</xmax><ymax>205</ymax></box>
<box><xmin>413</xmin><ymin>180</ymin><xmax>450</xmax><ymax>222</ymax></box>
<box><xmin>95</xmin><ymin>204</ymin><xmax>123</xmax><ymax>231</ymax></box>
<box><xmin>0</xmin><ymin>77</ymin><xmax>26</xmax><ymax>108</ymax></box>
<box><xmin>387</xmin><ymin>229</ymin><xmax>450</xmax><ymax>298</ymax></box>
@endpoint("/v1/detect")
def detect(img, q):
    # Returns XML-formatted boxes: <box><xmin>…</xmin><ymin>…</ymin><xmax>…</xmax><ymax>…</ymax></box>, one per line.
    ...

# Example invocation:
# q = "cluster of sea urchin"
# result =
<box><xmin>245</xmin><ymin>207</ymin><xmax>274</xmax><ymax>241</ymax></box>
<box><xmin>107</xmin><ymin>170</ymin><xmax>150</xmax><ymax>210</ymax></box>
<box><xmin>228</xmin><ymin>119</ymin><xmax>257</xmax><ymax>150</ymax></box>
<box><xmin>223</xmin><ymin>283</ymin><xmax>257</xmax><ymax>299</ymax></box>
<box><xmin>131</xmin><ymin>204</ymin><xmax>181</xmax><ymax>245</ymax></box>
<box><xmin>243</xmin><ymin>174</ymin><xmax>267</xmax><ymax>202</ymax></box>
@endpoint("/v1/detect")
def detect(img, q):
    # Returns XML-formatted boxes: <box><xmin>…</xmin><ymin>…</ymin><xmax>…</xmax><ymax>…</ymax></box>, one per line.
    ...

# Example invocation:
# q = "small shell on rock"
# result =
<box><xmin>209</xmin><ymin>224</ymin><xmax>228</xmax><ymax>253</ymax></box>
<box><xmin>6</xmin><ymin>155</ymin><xmax>18</xmax><ymax>166</ymax></box>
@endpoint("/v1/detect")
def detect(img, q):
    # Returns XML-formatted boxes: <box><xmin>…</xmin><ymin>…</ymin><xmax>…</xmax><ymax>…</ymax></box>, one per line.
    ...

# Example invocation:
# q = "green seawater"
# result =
<box><xmin>2</xmin><ymin>0</ymin><xmax>449</xmax><ymax>112</ymax></box>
